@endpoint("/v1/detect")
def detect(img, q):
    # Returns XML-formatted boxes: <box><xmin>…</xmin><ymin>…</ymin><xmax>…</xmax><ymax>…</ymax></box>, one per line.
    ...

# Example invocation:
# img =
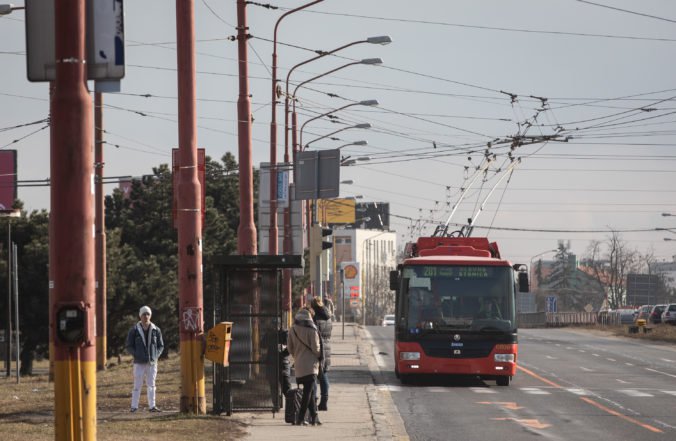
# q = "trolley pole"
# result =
<box><xmin>176</xmin><ymin>0</ymin><xmax>206</xmax><ymax>414</ymax></box>
<box><xmin>51</xmin><ymin>0</ymin><xmax>97</xmax><ymax>439</ymax></box>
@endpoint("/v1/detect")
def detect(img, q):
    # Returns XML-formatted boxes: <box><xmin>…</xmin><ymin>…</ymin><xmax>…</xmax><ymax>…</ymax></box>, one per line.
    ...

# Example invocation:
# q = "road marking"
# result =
<box><xmin>545</xmin><ymin>355</ymin><xmax>558</xmax><ymax>360</ymax></box>
<box><xmin>645</xmin><ymin>367</ymin><xmax>676</xmax><ymax>379</ymax></box>
<box><xmin>592</xmin><ymin>353</ymin><xmax>600</xmax><ymax>357</ymax></box>
<box><xmin>579</xmin><ymin>397</ymin><xmax>663</xmax><ymax>433</ymax></box>
<box><xmin>478</xmin><ymin>401</ymin><xmax>522</xmax><ymax>410</ymax></box>
<box><xmin>520</xmin><ymin>387</ymin><xmax>550</xmax><ymax>395</ymax></box>
<box><xmin>618</xmin><ymin>389</ymin><xmax>653</xmax><ymax>397</ymax></box>
<box><xmin>607</xmin><ymin>358</ymin><xmax>616</xmax><ymax>362</ymax></box>
<box><xmin>625</xmin><ymin>362</ymin><xmax>634</xmax><ymax>367</ymax></box>
<box><xmin>492</xmin><ymin>417</ymin><xmax>551</xmax><ymax>430</ymax></box>
<box><xmin>566</xmin><ymin>388</ymin><xmax>591</xmax><ymax>396</ymax></box>
<box><xmin>616</xmin><ymin>379</ymin><xmax>629</xmax><ymax>384</ymax></box>
<box><xmin>578</xmin><ymin>350</ymin><xmax>587</xmax><ymax>353</ymax></box>
<box><xmin>470</xmin><ymin>387</ymin><xmax>496</xmax><ymax>394</ymax></box>
<box><xmin>426</xmin><ymin>387</ymin><xmax>447</xmax><ymax>393</ymax></box>
<box><xmin>660</xmin><ymin>358</ymin><xmax>674</xmax><ymax>363</ymax></box>
<box><xmin>379</xmin><ymin>385</ymin><xmax>402</xmax><ymax>392</ymax></box>
<box><xmin>663</xmin><ymin>391</ymin><xmax>676</xmax><ymax>397</ymax></box>
<box><xmin>580</xmin><ymin>366</ymin><xmax>593</xmax><ymax>372</ymax></box>
<box><xmin>518</xmin><ymin>365</ymin><xmax>663</xmax><ymax>434</ymax></box>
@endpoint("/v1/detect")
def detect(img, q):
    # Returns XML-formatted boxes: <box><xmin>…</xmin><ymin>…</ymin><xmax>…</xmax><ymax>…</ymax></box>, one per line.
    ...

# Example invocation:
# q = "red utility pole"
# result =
<box><xmin>175</xmin><ymin>0</ymin><xmax>205</xmax><ymax>414</ymax></box>
<box><xmin>236</xmin><ymin>0</ymin><xmax>256</xmax><ymax>255</ymax></box>
<box><xmin>95</xmin><ymin>92</ymin><xmax>107</xmax><ymax>371</ymax></box>
<box><xmin>50</xmin><ymin>0</ymin><xmax>97</xmax><ymax>439</ymax></box>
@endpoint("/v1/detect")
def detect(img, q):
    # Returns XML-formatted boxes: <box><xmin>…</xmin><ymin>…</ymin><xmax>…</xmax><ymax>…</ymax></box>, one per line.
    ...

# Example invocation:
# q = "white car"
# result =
<box><xmin>382</xmin><ymin>314</ymin><xmax>395</xmax><ymax>326</ymax></box>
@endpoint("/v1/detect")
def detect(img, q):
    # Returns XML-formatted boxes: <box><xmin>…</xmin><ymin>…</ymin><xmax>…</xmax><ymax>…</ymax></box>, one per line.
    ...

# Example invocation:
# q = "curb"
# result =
<box><xmin>359</xmin><ymin>327</ymin><xmax>409</xmax><ymax>441</ymax></box>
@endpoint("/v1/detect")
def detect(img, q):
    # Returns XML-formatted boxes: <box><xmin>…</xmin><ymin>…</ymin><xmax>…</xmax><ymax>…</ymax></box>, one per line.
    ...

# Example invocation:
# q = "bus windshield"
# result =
<box><xmin>400</xmin><ymin>265</ymin><xmax>515</xmax><ymax>333</ymax></box>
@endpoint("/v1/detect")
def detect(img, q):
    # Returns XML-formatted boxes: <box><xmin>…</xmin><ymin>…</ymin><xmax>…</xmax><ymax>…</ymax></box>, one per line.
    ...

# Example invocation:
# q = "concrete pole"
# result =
<box><xmin>12</xmin><ymin>242</ymin><xmax>18</xmax><ymax>383</ymax></box>
<box><xmin>51</xmin><ymin>0</ymin><xmax>96</xmax><ymax>438</ymax></box>
<box><xmin>236</xmin><ymin>0</ymin><xmax>256</xmax><ymax>255</ymax></box>
<box><xmin>5</xmin><ymin>221</ymin><xmax>10</xmax><ymax>377</ymax></box>
<box><xmin>94</xmin><ymin>92</ymin><xmax>107</xmax><ymax>371</ymax></box>
<box><xmin>175</xmin><ymin>0</ymin><xmax>205</xmax><ymax>414</ymax></box>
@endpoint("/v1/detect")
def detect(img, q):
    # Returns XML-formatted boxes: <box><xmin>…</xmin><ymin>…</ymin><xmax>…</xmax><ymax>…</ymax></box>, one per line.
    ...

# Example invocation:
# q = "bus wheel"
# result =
<box><xmin>496</xmin><ymin>376</ymin><xmax>510</xmax><ymax>386</ymax></box>
<box><xmin>399</xmin><ymin>374</ymin><xmax>412</xmax><ymax>385</ymax></box>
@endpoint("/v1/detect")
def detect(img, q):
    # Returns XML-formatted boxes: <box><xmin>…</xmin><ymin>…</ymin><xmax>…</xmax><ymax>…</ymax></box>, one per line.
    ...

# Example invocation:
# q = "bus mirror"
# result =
<box><xmin>389</xmin><ymin>270</ymin><xmax>399</xmax><ymax>291</ymax></box>
<box><xmin>518</xmin><ymin>271</ymin><xmax>529</xmax><ymax>293</ymax></box>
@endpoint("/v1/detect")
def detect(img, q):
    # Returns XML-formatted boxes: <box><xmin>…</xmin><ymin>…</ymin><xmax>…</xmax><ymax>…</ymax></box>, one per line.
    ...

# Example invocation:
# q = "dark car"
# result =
<box><xmin>649</xmin><ymin>304</ymin><xmax>667</xmax><ymax>324</ymax></box>
<box><xmin>661</xmin><ymin>304</ymin><xmax>676</xmax><ymax>325</ymax></box>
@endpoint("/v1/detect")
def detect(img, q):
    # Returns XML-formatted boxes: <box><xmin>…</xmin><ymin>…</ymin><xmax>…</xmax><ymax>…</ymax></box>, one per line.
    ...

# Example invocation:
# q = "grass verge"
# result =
<box><xmin>0</xmin><ymin>352</ymin><xmax>247</xmax><ymax>441</ymax></box>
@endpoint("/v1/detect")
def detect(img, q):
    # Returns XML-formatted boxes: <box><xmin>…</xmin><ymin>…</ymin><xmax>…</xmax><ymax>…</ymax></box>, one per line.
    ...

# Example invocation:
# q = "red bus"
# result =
<box><xmin>390</xmin><ymin>236</ymin><xmax>529</xmax><ymax>386</ymax></box>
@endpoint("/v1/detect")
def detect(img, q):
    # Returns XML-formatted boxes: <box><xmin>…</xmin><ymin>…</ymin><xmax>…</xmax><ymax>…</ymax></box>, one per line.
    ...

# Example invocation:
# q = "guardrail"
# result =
<box><xmin>518</xmin><ymin>312</ymin><xmax>601</xmax><ymax>328</ymax></box>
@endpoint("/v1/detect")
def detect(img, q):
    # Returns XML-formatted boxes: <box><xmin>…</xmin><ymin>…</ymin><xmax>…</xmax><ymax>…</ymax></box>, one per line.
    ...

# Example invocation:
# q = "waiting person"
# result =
<box><xmin>287</xmin><ymin>306</ymin><xmax>322</xmax><ymax>426</ymax></box>
<box><xmin>311</xmin><ymin>296</ymin><xmax>333</xmax><ymax>411</ymax></box>
<box><xmin>125</xmin><ymin>305</ymin><xmax>165</xmax><ymax>413</ymax></box>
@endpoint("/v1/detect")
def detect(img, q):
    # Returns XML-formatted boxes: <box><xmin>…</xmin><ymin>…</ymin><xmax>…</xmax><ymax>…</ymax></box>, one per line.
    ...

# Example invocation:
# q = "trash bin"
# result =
<box><xmin>205</xmin><ymin>322</ymin><xmax>233</xmax><ymax>366</ymax></box>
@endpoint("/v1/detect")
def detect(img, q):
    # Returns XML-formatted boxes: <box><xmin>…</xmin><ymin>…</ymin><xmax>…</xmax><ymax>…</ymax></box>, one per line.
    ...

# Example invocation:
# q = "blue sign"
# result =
<box><xmin>546</xmin><ymin>296</ymin><xmax>558</xmax><ymax>313</ymax></box>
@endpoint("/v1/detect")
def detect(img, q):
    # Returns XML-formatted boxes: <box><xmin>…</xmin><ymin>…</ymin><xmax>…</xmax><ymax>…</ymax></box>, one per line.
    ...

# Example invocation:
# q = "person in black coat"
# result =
<box><xmin>311</xmin><ymin>296</ymin><xmax>333</xmax><ymax>411</ymax></box>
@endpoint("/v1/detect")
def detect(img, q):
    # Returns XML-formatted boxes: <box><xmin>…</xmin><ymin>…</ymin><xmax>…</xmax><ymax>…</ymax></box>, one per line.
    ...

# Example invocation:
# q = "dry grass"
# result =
<box><xmin>596</xmin><ymin>323</ymin><xmax>676</xmax><ymax>343</ymax></box>
<box><xmin>0</xmin><ymin>353</ymin><xmax>247</xmax><ymax>441</ymax></box>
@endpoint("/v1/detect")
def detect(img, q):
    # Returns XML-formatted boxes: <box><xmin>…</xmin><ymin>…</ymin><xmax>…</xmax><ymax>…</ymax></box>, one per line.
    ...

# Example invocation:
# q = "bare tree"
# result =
<box><xmin>584</xmin><ymin>231</ymin><xmax>639</xmax><ymax>309</ymax></box>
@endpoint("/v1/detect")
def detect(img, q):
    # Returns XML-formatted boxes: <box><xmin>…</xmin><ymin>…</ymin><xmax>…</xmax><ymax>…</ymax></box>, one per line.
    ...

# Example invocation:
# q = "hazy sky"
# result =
<box><xmin>1</xmin><ymin>0</ymin><xmax>675</xmax><ymax>264</ymax></box>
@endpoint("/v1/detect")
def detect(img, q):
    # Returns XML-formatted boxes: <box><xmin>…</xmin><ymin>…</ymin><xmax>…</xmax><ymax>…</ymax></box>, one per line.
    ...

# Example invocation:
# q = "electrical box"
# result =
<box><xmin>205</xmin><ymin>322</ymin><xmax>233</xmax><ymax>366</ymax></box>
<box><xmin>55</xmin><ymin>302</ymin><xmax>94</xmax><ymax>347</ymax></box>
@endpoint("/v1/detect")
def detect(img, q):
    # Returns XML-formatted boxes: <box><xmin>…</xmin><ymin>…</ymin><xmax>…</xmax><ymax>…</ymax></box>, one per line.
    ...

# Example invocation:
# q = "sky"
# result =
<box><xmin>1</xmin><ymin>0</ymin><xmax>676</xmax><ymax>265</ymax></box>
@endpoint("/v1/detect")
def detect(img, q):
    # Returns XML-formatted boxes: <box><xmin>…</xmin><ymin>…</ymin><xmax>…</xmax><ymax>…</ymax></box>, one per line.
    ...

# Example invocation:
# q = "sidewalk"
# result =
<box><xmin>233</xmin><ymin>323</ymin><xmax>409</xmax><ymax>441</ymax></box>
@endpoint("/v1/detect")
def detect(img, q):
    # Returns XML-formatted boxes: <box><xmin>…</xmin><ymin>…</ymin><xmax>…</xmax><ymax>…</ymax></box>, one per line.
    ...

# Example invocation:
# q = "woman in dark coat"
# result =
<box><xmin>311</xmin><ymin>296</ymin><xmax>333</xmax><ymax>411</ymax></box>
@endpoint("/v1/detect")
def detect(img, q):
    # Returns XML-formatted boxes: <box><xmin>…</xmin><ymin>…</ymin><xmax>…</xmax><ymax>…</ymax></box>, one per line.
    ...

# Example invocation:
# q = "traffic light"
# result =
<box><xmin>310</xmin><ymin>224</ymin><xmax>333</xmax><ymax>259</ymax></box>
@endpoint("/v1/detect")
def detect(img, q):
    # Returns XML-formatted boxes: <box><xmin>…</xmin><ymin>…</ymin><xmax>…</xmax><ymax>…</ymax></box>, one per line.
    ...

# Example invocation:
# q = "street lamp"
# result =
<box><xmin>299</xmin><ymin>100</ymin><xmax>378</xmax><ymax>150</ymax></box>
<box><xmin>269</xmin><ymin>0</ymin><xmax>326</xmax><ymax>256</ymax></box>
<box><xmin>338</xmin><ymin>140</ymin><xmax>368</xmax><ymax>149</ymax></box>
<box><xmin>341</xmin><ymin>156</ymin><xmax>371</xmax><ymax>166</ymax></box>
<box><xmin>304</xmin><ymin>123</ymin><xmax>371</xmax><ymax>150</ymax></box>
<box><xmin>0</xmin><ymin>4</ymin><xmax>24</xmax><ymax>15</ymax></box>
<box><xmin>661</xmin><ymin>213</ymin><xmax>675</xmax><ymax>217</ymax></box>
<box><xmin>665</xmin><ymin>238</ymin><xmax>675</xmax><ymax>242</ymax></box>
<box><xmin>283</xmin><ymin>37</ymin><xmax>390</xmax><ymax>162</ymax></box>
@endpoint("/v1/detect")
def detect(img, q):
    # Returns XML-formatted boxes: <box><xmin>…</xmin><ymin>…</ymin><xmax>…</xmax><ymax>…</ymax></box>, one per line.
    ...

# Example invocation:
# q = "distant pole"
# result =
<box><xmin>51</xmin><ymin>0</ymin><xmax>96</xmax><ymax>438</ymax></box>
<box><xmin>236</xmin><ymin>0</ymin><xmax>256</xmax><ymax>255</ymax></box>
<box><xmin>5</xmin><ymin>221</ymin><xmax>10</xmax><ymax>377</ymax></box>
<box><xmin>12</xmin><ymin>242</ymin><xmax>18</xmax><ymax>383</ymax></box>
<box><xmin>94</xmin><ymin>92</ymin><xmax>107</xmax><ymax>371</ymax></box>
<box><xmin>340</xmin><ymin>268</ymin><xmax>345</xmax><ymax>340</ymax></box>
<box><xmin>176</xmin><ymin>0</ymin><xmax>206</xmax><ymax>414</ymax></box>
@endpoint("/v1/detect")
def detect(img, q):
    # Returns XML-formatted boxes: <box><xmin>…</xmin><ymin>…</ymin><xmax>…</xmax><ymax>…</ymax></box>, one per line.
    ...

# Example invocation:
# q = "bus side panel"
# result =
<box><xmin>395</xmin><ymin>341</ymin><xmax>517</xmax><ymax>377</ymax></box>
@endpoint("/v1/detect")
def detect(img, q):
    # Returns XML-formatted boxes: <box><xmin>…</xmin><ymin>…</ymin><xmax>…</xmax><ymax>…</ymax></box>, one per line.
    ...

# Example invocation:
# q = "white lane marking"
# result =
<box><xmin>618</xmin><ymin>389</ymin><xmax>653</xmax><ymax>397</ymax></box>
<box><xmin>592</xmin><ymin>353</ymin><xmax>600</xmax><ymax>357</ymax></box>
<box><xmin>520</xmin><ymin>387</ymin><xmax>550</xmax><ymax>395</ymax></box>
<box><xmin>663</xmin><ymin>391</ymin><xmax>676</xmax><ymax>397</ymax></box>
<box><xmin>566</xmin><ymin>347</ymin><xmax>573</xmax><ymax>350</ymax></box>
<box><xmin>625</xmin><ymin>362</ymin><xmax>634</xmax><ymax>367</ymax></box>
<box><xmin>616</xmin><ymin>379</ymin><xmax>630</xmax><ymax>384</ymax></box>
<box><xmin>426</xmin><ymin>387</ymin><xmax>447</xmax><ymax>393</ymax></box>
<box><xmin>555</xmin><ymin>343</ymin><xmax>561</xmax><ymax>347</ymax></box>
<box><xmin>578</xmin><ymin>350</ymin><xmax>587</xmax><ymax>353</ymax></box>
<box><xmin>546</xmin><ymin>355</ymin><xmax>558</xmax><ymax>360</ymax></box>
<box><xmin>470</xmin><ymin>387</ymin><xmax>497</xmax><ymax>394</ymax></box>
<box><xmin>607</xmin><ymin>358</ymin><xmax>616</xmax><ymax>362</ymax></box>
<box><xmin>380</xmin><ymin>385</ymin><xmax>402</xmax><ymax>392</ymax></box>
<box><xmin>660</xmin><ymin>358</ymin><xmax>674</xmax><ymax>363</ymax></box>
<box><xmin>580</xmin><ymin>366</ymin><xmax>593</xmax><ymax>372</ymax></box>
<box><xmin>567</xmin><ymin>388</ymin><xmax>591</xmax><ymax>396</ymax></box>
<box><xmin>645</xmin><ymin>367</ymin><xmax>676</xmax><ymax>379</ymax></box>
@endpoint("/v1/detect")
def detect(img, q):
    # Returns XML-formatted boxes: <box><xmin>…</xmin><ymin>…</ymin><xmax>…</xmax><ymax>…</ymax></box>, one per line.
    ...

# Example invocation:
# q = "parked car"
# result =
<box><xmin>635</xmin><ymin>305</ymin><xmax>653</xmax><ymax>323</ymax></box>
<box><xmin>661</xmin><ymin>304</ymin><xmax>676</xmax><ymax>325</ymax></box>
<box><xmin>649</xmin><ymin>304</ymin><xmax>667</xmax><ymax>324</ymax></box>
<box><xmin>617</xmin><ymin>308</ymin><xmax>638</xmax><ymax>325</ymax></box>
<box><xmin>381</xmin><ymin>314</ymin><xmax>395</xmax><ymax>326</ymax></box>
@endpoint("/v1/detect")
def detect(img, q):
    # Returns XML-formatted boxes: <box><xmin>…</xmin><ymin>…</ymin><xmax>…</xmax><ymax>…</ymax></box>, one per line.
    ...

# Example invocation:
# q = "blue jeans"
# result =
<box><xmin>318</xmin><ymin>369</ymin><xmax>329</xmax><ymax>399</ymax></box>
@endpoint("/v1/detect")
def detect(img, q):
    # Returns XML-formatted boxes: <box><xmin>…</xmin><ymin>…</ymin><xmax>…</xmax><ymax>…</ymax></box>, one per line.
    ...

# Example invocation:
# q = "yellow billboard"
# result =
<box><xmin>317</xmin><ymin>198</ymin><xmax>356</xmax><ymax>224</ymax></box>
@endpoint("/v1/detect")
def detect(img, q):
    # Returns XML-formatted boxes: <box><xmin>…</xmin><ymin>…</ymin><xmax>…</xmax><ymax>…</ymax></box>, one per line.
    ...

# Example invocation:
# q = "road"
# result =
<box><xmin>366</xmin><ymin>325</ymin><xmax>676</xmax><ymax>441</ymax></box>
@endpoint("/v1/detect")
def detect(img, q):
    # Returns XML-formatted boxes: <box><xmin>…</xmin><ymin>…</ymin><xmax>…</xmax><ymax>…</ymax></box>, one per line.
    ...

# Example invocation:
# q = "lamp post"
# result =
<box><xmin>269</xmin><ymin>0</ymin><xmax>325</xmax><ymax>256</ymax></box>
<box><xmin>529</xmin><ymin>249</ymin><xmax>557</xmax><ymax>291</ymax></box>
<box><xmin>338</xmin><ymin>140</ymin><xmax>368</xmax><ymax>149</ymax></box>
<box><xmin>304</xmin><ymin>123</ymin><xmax>371</xmax><ymax>150</ymax></box>
<box><xmin>665</xmin><ymin>238</ymin><xmax>675</xmax><ymax>242</ymax></box>
<box><xmin>0</xmin><ymin>4</ymin><xmax>24</xmax><ymax>14</ymax></box>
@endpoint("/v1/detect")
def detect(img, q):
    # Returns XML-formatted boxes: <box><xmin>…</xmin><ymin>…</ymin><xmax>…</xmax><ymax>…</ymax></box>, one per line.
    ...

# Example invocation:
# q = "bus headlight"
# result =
<box><xmin>494</xmin><ymin>353</ymin><xmax>515</xmax><ymax>363</ymax></box>
<box><xmin>400</xmin><ymin>352</ymin><xmax>421</xmax><ymax>360</ymax></box>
